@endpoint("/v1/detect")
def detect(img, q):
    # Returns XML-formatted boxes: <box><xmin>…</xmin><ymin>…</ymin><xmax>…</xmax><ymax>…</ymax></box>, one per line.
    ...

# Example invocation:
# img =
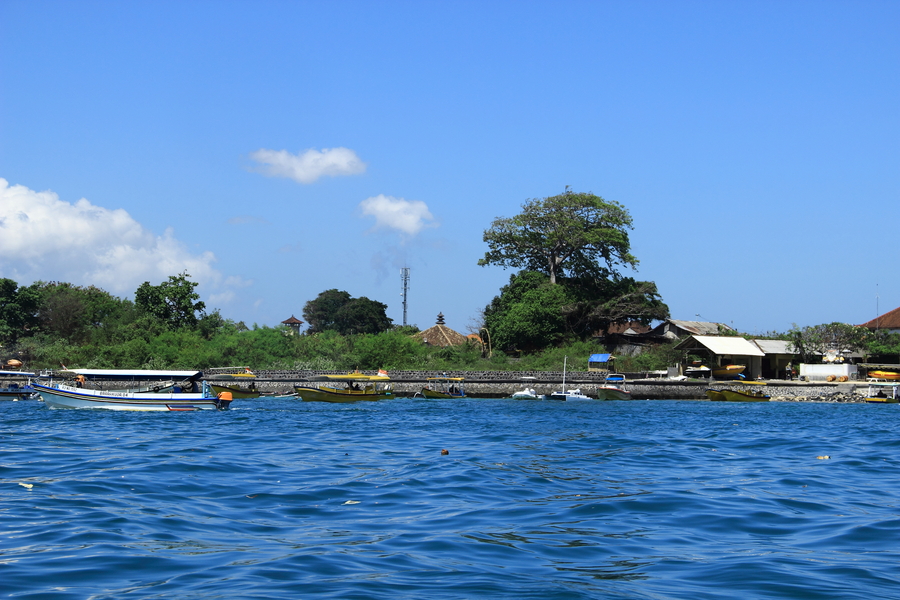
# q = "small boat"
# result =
<box><xmin>295</xmin><ymin>372</ymin><xmax>393</xmax><ymax>402</ymax></box>
<box><xmin>546</xmin><ymin>356</ymin><xmax>593</xmax><ymax>400</ymax></box>
<box><xmin>0</xmin><ymin>370</ymin><xmax>38</xmax><ymax>400</ymax></box>
<box><xmin>420</xmin><ymin>377</ymin><xmax>466</xmax><ymax>399</ymax></box>
<box><xmin>865</xmin><ymin>382</ymin><xmax>899</xmax><ymax>403</ymax></box>
<box><xmin>595</xmin><ymin>374</ymin><xmax>631</xmax><ymax>400</ymax></box>
<box><xmin>712</xmin><ymin>365</ymin><xmax>746</xmax><ymax>380</ymax></box>
<box><xmin>511</xmin><ymin>387</ymin><xmax>539</xmax><ymax>399</ymax></box>
<box><xmin>209</xmin><ymin>384</ymin><xmax>260</xmax><ymax>399</ymax></box>
<box><xmin>706</xmin><ymin>389</ymin><xmax>727</xmax><ymax>401</ymax></box>
<box><xmin>718</xmin><ymin>384</ymin><xmax>769</xmax><ymax>402</ymax></box>
<box><xmin>868</xmin><ymin>370</ymin><xmax>900</xmax><ymax>381</ymax></box>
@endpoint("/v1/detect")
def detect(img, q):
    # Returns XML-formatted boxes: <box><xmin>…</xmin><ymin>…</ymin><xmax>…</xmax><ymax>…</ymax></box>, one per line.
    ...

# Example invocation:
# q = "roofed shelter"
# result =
<box><xmin>281</xmin><ymin>315</ymin><xmax>304</xmax><ymax>335</ymax></box>
<box><xmin>674</xmin><ymin>335</ymin><xmax>766</xmax><ymax>379</ymax></box>
<box><xmin>860</xmin><ymin>307</ymin><xmax>900</xmax><ymax>334</ymax></box>
<box><xmin>414</xmin><ymin>313</ymin><xmax>468</xmax><ymax>347</ymax></box>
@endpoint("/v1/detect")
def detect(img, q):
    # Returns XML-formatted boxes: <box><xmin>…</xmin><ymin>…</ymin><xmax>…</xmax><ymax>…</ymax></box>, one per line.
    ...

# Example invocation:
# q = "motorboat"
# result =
<box><xmin>595</xmin><ymin>373</ymin><xmax>631</xmax><ymax>400</ymax></box>
<box><xmin>865</xmin><ymin>382</ymin><xmax>899</xmax><ymax>403</ymax></box>
<box><xmin>420</xmin><ymin>377</ymin><xmax>466</xmax><ymax>399</ymax></box>
<box><xmin>31</xmin><ymin>369</ymin><xmax>231</xmax><ymax>411</ymax></box>
<box><xmin>511</xmin><ymin>387</ymin><xmax>539</xmax><ymax>399</ymax></box>
<box><xmin>295</xmin><ymin>372</ymin><xmax>393</xmax><ymax>402</ymax></box>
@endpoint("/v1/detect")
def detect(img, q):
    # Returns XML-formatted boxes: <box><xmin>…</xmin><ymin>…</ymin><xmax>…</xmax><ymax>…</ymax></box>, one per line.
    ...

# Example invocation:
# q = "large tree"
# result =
<box><xmin>135</xmin><ymin>273</ymin><xmax>206</xmax><ymax>330</ymax></box>
<box><xmin>479</xmin><ymin>187</ymin><xmax>638</xmax><ymax>285</ymax></box>
<box><xmin>303</xmin><ymin>289</ymin><xmax>392</xmax><ymax>335</ymax></box>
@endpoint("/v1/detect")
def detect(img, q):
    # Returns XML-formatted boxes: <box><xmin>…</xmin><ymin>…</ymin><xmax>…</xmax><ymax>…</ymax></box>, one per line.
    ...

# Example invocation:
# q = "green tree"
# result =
<box><xmin>334</xmin><ymin>297</ymin><xmax>393</xmax><ymax>336</ymax></box>
<box><xmin>0</xmin><ymin>278</ymin><xmax>40</xmax><ymax>343</ymax></box>
<box><xmin>134</xmin><ymin>272</ymin><xmax>206</xmax><ymax>330</ymax></box>
<box><xmin>479</xmin><ymin>187</ymin><xmax>638</xmax><ymax>284</ymax></box>
<box><xmin>303</xmin><ymin>289</ymin><xmax>352</xmax><ymax>333</ymax></box>
<box><xmin>483</xmin><ymin>271</ymin><xmax>573</xmax><ymax>351</ymax></box>
<box><xmin>786</xmin><ymin>322</ymin><xmax>870</xmax><ymax>363</ymax></box>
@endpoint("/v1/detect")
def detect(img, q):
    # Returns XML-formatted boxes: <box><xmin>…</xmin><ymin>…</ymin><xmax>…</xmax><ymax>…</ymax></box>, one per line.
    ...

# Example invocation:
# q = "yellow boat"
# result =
<box><xmin>295</xmin><ymin>373</ymin><xmax>393</xmax><ymax>403</ymax></box>
<box><xmin>706</xmin><ymin>389</ymin><xmax>727</xmax><ymax>401</ymax></box>
<box><xmin>719</xmin><ymin>382</ymin><xmax>770</xmax><ymax>402</ymax></box>
<box><xmin>865</xmin><ymin>383</ymin><xmax>899</xmax><ymax>403</ymax></box>
<box><xmin>868</xmin><ymin>370</ymin><xmax>900</xmax><ymax>380</ymax></box>
<box><xmin>712</xmin><ymin>365</ymin><xmax>746</xmax><ymax>379</ymax></box>
<box><xmin>420</xmin><ymin>377</ymin><xmax>466</xmax><ymax>399</ymax></box>
<box><xmin>209</xmin><ymin>383</ymin><xmax>260</xmax><ymax>399</ymax></box>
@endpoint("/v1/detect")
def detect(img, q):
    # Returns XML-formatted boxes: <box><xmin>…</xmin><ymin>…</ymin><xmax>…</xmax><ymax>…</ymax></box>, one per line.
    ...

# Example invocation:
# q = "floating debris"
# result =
<box><xmin>19</xmin><ymin>482</ymin><xmax>33</xmax><ymax>489</ymax></box>
<box><xmin>441</xmin><ymin>449</ymin><xmax>449</xmax><ymax>455</ymax></box>
<box><xmin>343</xmin><ymin>500</ymin><xmax>360</xmax><ymax>505</ymax></box>
<box><xmin>817</xmin><ymin>455</ymin><xmax>831</xmax><ymax>460</ymax></box>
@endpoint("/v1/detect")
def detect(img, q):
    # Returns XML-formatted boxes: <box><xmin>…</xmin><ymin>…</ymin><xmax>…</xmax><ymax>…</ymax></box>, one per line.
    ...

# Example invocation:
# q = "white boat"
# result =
<box><xmin>511</xmin><ymin>387</ymin><xmax>539</xmax><ymax>399</ymax></box>
<box><xmin>0</xmin><ymin>370</ymin><xmax>38</xmax><ymax>400</ymax></box>
<box><xmin>32</xmin><ymin>369</ymin><xmax>231</xmax><ymax>411</ymax></box>
<box><xmin>595</xmin><ymin>374</ymin><xmax>632</xmax><ymax>400</ymax></box>
<box><xmin>545</xmin><ymin>356</ymin><xmax>594</xmax><ymax>400</ymax></box>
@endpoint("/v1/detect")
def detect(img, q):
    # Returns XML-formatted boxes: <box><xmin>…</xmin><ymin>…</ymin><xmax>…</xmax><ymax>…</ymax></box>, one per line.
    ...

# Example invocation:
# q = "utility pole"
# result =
<box><xmin>400</xmin><ymin>267</ymin><xmax>410</xmax><ymax>326</ymax></box>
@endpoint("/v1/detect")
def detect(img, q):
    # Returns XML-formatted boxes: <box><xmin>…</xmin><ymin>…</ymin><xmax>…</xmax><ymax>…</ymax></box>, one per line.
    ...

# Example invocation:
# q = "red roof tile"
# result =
<box><xmin>860</xmin><ymin>306</ymin><xmax>900</xmax><ymax>329</ymax></box>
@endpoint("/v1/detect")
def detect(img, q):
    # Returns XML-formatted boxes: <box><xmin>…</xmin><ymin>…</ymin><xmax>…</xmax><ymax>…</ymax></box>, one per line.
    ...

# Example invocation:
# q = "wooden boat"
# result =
<box><xmin>209</xmin><ymin>384</ymin><xmax>260</xmax><ymax>399</ymax></box>
<box><xmin>421</xmin><ymin>377</ymin><xmax>466</xmax><ymax>399</ymax></box>
<box><xmin>865</xmin><ymin>383</ymin><xmax>899</xmax><ymax>403</ymax></box>
<box><xmin>712</xmin><ymin>365</ymin><xmax>746</xmax><ymax>380</ymax></box>
<box><xmin>867</xmin><ymin>370</ymin><xmax>900</xmax><ymax>381</ymax></box>
<box><xmin>31</xmin><ymin>369</ymin><xmax>230</xmax><ymax>411</ymax></box>
<box><xmin>718</xmin><ymin>384</ymin><xmax>770</xmax><ymax>402</ymax></box>
<box><xmin>706</xmin><ymin>389</ymin><xmax>727</xmax><ymax>401</ymax></box>
<box><xmin>295</xmin><ymin>373</ymin><xmax>393</xmax><ymax>402</ymax></box>
<box><xmin>32</xmin><ymin>381</ymin><xmax>231</xmax><ymax>411</ymax></box>
<box><xmin>595</xmin><ymin>374</ymin><xmax>631</xmax><ymax>400</ymax></box>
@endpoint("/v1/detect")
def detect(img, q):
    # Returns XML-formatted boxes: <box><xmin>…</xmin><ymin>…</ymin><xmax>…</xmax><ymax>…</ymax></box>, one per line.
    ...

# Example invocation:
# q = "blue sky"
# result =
<box><xmin>1</xmin><ymin>0</ymin><xmax>897</xmax><ymax>335</ymax></box>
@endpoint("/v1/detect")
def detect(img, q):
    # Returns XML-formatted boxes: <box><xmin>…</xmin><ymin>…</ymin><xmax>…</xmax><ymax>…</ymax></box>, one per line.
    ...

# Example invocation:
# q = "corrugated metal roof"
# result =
<box><xmin>668</xmin><ymin>320</ymin><xmax>735</xmax><ymax>335</ymax></box>
<box><xmin>752</xmin><ymin>339</ymin><xmax>795</xmax><ymax>355</ymax></box>
<box><xmin>675</xmin><ymin>335</ymin><xmax>765</xmax><ymax>357</ymax></box>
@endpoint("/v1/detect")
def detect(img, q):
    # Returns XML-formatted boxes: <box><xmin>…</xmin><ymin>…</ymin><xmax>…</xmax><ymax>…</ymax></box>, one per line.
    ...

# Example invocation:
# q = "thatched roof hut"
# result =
<box><xmin>414</xmin><ymin>313</ymin><xmax>468</xmax><ymax>347</ymax></box>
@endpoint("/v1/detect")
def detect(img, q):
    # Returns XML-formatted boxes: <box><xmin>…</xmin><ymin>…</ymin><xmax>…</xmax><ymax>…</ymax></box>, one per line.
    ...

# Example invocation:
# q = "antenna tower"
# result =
<box><xmin>400</xmin><ymin>267</ymin><xmax>410</xmax><ymax>326</ymax></box>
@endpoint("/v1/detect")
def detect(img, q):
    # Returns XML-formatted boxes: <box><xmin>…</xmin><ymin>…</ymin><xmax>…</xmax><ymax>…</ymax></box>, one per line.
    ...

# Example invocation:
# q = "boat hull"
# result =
<box><xmin>868</xmin><ymin>371</ymin><xmax>900</xmax><ymax>380</ymax></box>
<box><xmin>295</xmin><ymin>386</ymin><xmax>393</xmax><ymax>403</ymax></box>
<box><xmin>719</xmin><ymin>389</ymin><xmax>769</xmax><ymax>402</ymax></box>
<box><xmin>595</xmin><ymin>386</ymin><xmax>631</xmax><ymax>400</ymax></box>
<box><xmin>865</xmin><ymin>397</ymin><xmax>899</xmax><ymax>404</ymax></box>
<box><xmin>210</xmin><ymin>384</ymin><xmax>260</xmax><ymax>399</ymax></box>
<box><xmin>420</xmin><ymin>388</ymin><xmax>466</xmax><ymax>399</ymax></box>
<box><xmin>712</xmin><ymin>365</ymin><xmax>745</xmax><ymax>380</ymax></box>
<box><xmin>33</xmin><ymin>383</ymin><xmax>229</xmax><ymax>411</ymax></box>
<box><xmin>706</xmin><ymin>390</ymin><xmax>727</xmax><ymax>401</ymax></box>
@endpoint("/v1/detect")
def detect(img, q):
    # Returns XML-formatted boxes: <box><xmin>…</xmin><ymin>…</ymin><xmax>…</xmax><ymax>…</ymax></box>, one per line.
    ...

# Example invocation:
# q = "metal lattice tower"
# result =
<box><xmin>401</xmin><ymin>268</ymin><xmax>410</xmax><ymax>326</ymax></box>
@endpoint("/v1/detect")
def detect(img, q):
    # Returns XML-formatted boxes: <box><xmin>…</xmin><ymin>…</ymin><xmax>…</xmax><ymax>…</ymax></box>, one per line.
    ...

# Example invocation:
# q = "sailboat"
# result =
<box><xmin>545</xmin><ymin>356</ymin><xmax>592</xmax><ymax>401</ymax></box>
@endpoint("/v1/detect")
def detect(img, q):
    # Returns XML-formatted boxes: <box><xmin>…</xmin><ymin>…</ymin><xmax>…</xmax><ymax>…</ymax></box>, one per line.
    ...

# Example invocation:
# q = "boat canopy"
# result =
<box><xmin>0</xmin><ymin>370</ymin><xmax>36</xmax><ymax>376</ymax></box>
<box><xmin>308</xmin><ymin>373</ymin><xmax>391</xmax><ymax>382</ymax></box>
<box><xmin>60</xmin><ymin>369</ymin><xmax>203</xmax><ymax>380</ymax></box>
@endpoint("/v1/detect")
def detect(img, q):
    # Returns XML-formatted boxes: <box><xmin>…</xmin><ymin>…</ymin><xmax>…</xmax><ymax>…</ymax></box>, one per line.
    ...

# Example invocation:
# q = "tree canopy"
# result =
<box><xmin>303</xmin><ymin>289</ymin><xmax>393</xmax><ymax>335</ymax></box>
<box><xmin>479</xmin><ymin>188</ymin><xmax>638</xmax><ymax>284</ymax></box>
<box><xmin>135</xmin><ymin>272</ymin><xmax>206</xmax><ymax>330</ymax></box>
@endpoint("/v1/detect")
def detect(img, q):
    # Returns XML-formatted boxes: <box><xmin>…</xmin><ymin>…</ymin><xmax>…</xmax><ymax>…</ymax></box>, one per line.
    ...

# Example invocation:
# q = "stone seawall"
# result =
<box><xmin>210</xmin><ymin>371</ymin><xmax>871</xmax><ymax>402</ymax></box>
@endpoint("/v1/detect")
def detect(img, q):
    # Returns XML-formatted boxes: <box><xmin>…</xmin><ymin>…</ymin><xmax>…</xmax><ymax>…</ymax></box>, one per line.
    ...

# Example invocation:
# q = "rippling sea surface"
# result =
<box><xmin>2</xmin><ymin>398</ymin><xmax>900</xmax><ymax>599</ymax></box>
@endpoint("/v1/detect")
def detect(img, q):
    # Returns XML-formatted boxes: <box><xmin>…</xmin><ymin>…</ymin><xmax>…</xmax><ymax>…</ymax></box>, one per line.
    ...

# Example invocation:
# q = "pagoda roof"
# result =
<box><xmin>281</xmin><ymin>315</ymin><xmax>304</xmax><ymax>325</ymax></box>
<box><xmin>413</xmin><ymin>313</ymin><xmax>468</xmax><ymax>347</ymax></box>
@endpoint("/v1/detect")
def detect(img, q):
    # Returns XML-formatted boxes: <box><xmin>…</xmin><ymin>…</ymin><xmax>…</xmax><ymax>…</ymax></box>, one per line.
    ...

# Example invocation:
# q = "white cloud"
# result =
<box><xmin>358</xmin><ymin>194</ymin><xmax>437</xmax><ymax>236</ymax></box>
<box><xmin>0</xmin><ymin>178</ymin><xmax>225</xmax><ymax>297</ymax></box>
<box><xmin>249</xmin><ymin>147</ymin><xmax>366</xmax><ymax>184</ymax></box>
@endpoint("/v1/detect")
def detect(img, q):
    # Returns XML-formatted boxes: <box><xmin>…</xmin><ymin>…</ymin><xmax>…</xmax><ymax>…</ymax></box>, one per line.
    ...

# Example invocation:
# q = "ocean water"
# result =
<box><xmin>2</xmin><ymin>398</ymin><xmax>899</xmax><ymax>599</ymax></box>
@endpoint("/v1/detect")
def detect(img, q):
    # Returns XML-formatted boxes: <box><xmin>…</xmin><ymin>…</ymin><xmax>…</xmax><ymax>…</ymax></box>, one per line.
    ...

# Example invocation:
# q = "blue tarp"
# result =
<box><xmin>589</xmin><ymin>354</ymin><xmax>612</xmax><ymax>363</ymax></box>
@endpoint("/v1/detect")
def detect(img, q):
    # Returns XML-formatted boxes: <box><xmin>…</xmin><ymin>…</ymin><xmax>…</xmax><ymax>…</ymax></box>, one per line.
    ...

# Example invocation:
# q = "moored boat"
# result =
<box><xmin>546</xmin><ymin>389</ymin><xmax>593</xmax><ymax>401</ymax></box>
<box><xmin>0</xmin><ymin>370</ymin><xmax>38</xmax><ymax>400</ymax></box>
<box><xmin>295</xmin><ymin>373</ymin><xmax>393</xmax><ymax>402</ymax></box>
<box><xmin>719</xmin><ymin>384</ymin><xmax>769</xmax><ymax>402</ymax></box>
<box><xmin>595</xmin><ymin>374</ymin><xmax>631</xmax><ymax>400</ymax></box>
<box><xmin>706</xmin><ymin>389</ymin><xmax>727</xmax><ymax>401</ymax></box>
<box><xmin>420</xmin><ymin>377</ymin><xmax>466</xmax><ymax>399</ymax></box>
<box><xmin>511</xmin><ymin>387</ymin><xmax>539</xmax><ymax>399</ymax></box>
<box><xmin>865</xmin><ymin>382</ymin><xmax>899</xmax><ymax>403</ymax></box>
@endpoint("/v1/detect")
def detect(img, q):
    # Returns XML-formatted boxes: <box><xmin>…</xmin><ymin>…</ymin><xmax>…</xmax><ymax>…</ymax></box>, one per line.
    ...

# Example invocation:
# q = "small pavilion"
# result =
<box><xmin>281</xmin><ymin>315</ymin><xmax>304</xmax><ymax>335</ymax></box>
<box><xmin>413</xmin><ymin>313</ymin><xmax>467</xmax><ymax>347</ymax></box>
